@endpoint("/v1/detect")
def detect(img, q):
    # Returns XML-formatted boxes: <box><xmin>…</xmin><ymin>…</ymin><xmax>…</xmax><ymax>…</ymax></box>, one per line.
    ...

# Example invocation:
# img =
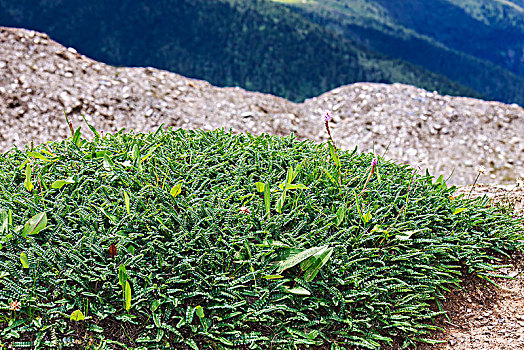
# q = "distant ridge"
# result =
<box><xmin>0</xmin><ymin>0</ymin><xmax>479</xmax><ymax>102</ymax></box>
<box><xmin>272</xmin><ymin>0</ymin><xmax>524</xmax><ymax>105</ymax></box>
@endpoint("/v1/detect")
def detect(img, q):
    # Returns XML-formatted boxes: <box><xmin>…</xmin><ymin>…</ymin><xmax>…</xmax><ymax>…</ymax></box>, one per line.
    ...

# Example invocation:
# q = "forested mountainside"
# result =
<box><xmin>0</xmin><ymin>0</ymin><xmax>478</xmax><ymax>102</ymax></box>
<box><xmin>272</xmin><ymin>0</ymin><xmax>524</xmax><ymax>106</ymax></box>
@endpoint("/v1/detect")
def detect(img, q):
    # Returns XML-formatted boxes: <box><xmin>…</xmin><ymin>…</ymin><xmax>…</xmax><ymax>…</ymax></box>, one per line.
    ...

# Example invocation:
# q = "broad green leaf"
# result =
<box><xmin>124</xmin><ymin>281</ymin><xmax>132</xmax><ymax>311</ymax></box>
<box><xmin>284</xmin><ymin>286</ymin><xmax>311</xmax><ymax>296</ymax></box>
<box><xmin>453</xmin><ymin>208</ymin><xmax>466</xmax><ymax>215</ymax></box>
<box><xmin>0</xmin><ymin>271</ymin><xmax>9</xmax><ymax>279</ymax></box>
<box><xmin>396</xmin><ymin>230</ymin><xmax>419</xmax><ymax>240</ymax></box>
<box><xmin>131</xmin><ymin>144</ymin><xmax>140</xmax><ymax>160</ymax></box>
<box><xmin>82</xmin><ymin>114</ymin><xmax>101</xmax><ymax>138</ymax></box>
<box><xmin>124</xmin><ymin>191</ymin><xmax>130</xmax><ymax>215</ymax></box>
<box><xmin>362</xmin><ymin>212</ymin><xmax>372</xmax><ymax>224</ymax></box>
<box><xmin>255</xmin><ymin>182</ymin><xmax>265</xmax><ymax>192</ymax></box>
<box><xmin>304</xmin><ymin>247</ymin><xmax>334</xmax><ymax>282</ymax></box>
<box><xmin>195</xmin><ymin>305</ymin><xmax>204</xmax><ymax>318</ymax></box>
<box><xmin>70</xmin><ymin>310</ymin><xmax>85</xmax><ymax>321</ymax></box>
<box><xmin>151</xmin><ymin>300</ymin><xmax>161</xmax><ymax>312</ymax></box>
<box><xmin>291</xmin><ymin>163</ymin><xmax>301</xmax><ymax>182</ymax></box>
<box><xmin>275</xmin><ymin>195</ymin><xmax>284</xmax><ymax>214</ymax></box>
<box><xmin>278</xmin><ymin>183</ymin><xmax>308</xmax><ymax>190</ymax></box>
<box><xmin>286</xmin><ymin>166</ymin><xmax>294</xmax><ymax>184</ymax></box>
<box><xmin>21</xmin><ymin>212</ymin><xmax>47</xmax><ymax>238</ymax></box>
<box><xmin>103</xmin><ymin>154</ymin><xmax>114</xmax><ymax>171</ymax></box>
<box><xmin>51</xmin><ymin>177</ymin><xmax>75</xmax><ymax>189</ymax></box>
<box><xmin>20</xmin><ymin>252</ymin><xmax>29</xmax><ymax>268</ymax></box>
<box><xmin>170</xmin><ymin>183</ymin><xmax>182</xmax><ymax>198</ymax></box>
<box><xmin>94</xmin><ymin>151</ymin><xmax>108</xmax><ymax>158</ymax></box>
<box><xmin>213</xmin><ymin>336</ymin><xmax>234</xmax><ymax>346</ymax></box>
<box><xmin>118</xmin><ymin>264</ymin><xmax>128</xmax><ymax>287</ymax></box>
<box><xmin>262</xmin><ymin>275</ymin><xmax>284</xmax><ymax>279</ymax></box>
<box><xmin>141</xmin><ymin>144</ymin><xmax>160</xmax><ymax>163</ymax></box>
<box><xmin>72</xmin><ymin>126</ymin><xmax>82</xmax><ymax>146</ymax></box>
<box><xmin>323</xmin><ymin>167</ymin><xmax>338</xmax><ymax>186</ymax></box>
<box><xmin>300</xmin><ymin>255</ymin><xmax>317</xmax><ymax>272</ymax></box>
<box><xmin>27</xmin><ymin>151</ymin><xmax>52</xmax><ymax>162</ymax></box>
<box><xmin>184</xmin><ymin>339</ymin><xmax>199</xmax><ymax>350</ymax></box>
<box><xmin>264</xmin><ymin>181</ymin><xmax>271</xmax><ymax>218</ymax></box>
<box><xmin>307</xmin><ymin>330</ymin><xmax>319</xmax><ymax>340</ymax></box>
<box><xmin>435</xmin><ymin>174</ymin><xmax>447</xmax><ymax>190</ymax></box>
<box><xmin>99</xmin><ymin>207</ymin><xmax>117</xmax><ymax>224</ymax></box>
<box><xmin>336</xmin><ymin>205</ymin><xmax>346</xmax><ymax>226</ymax></box>
<box><xmin>277</xmin><ymin>246</ymin><xmax>326</xmax><ymax>273</ymax></box>
<box><xmin>376</xmin><ymin>164</ymin><xmax>381</xmax><ymax>183</ymax></box>
<box><xmin>0</xmin><ymin>209</ymin><xmax>8</xmax><ymax>234</ymax></box>
<box><xmin>328</xmin><ymin>142</ymin><xmax>341</xmax><ymax>167</ymax></box>
<box><xmin>24</xmin><ymin>164</ymin><xmax>34</xmax><ymax>192</ymax></box>
<box><xmin>40</xmin><ymin>148</ymin><xmax>57</xmax><ymax>158</ymax></box>
<box><xmin>18</xmin><ymin>158</ymin><xmax>29</xmax><ymax>171</ymax></box>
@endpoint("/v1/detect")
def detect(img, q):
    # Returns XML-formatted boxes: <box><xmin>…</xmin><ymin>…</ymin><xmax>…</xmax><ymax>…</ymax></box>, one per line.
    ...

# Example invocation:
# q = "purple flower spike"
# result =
<box><xmin>372</xmin><ymin>158</ymin><xmax>378</xmax><ymax>167</ymax></box>
<box><xmin>324</xmin><ymin>112</ymin><xmax>332</xmax><ymax>123</ymax></box>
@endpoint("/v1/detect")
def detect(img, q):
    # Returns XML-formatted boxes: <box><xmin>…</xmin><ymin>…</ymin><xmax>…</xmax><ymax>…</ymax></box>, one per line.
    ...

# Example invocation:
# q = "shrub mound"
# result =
<box><xmin>0</xmin><ymin>127</ymin><xmax>522</xmax><ymax>349</ymax></box>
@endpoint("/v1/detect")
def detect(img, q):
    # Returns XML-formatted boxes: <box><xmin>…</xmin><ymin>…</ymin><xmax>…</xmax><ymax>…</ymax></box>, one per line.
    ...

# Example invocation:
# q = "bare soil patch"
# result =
<box><xmin>420</xmin><ymin>185</ymin><xmax>524</xmax><ymax>350</ymax></box>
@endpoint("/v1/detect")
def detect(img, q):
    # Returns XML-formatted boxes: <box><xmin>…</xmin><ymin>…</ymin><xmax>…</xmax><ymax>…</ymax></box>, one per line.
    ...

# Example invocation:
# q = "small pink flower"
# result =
<box><xmin>371</xmin><ymin>158</ymin><xmax>378</xmax><ymax>167</ymax></box>
<box><xmin>10</xmin><ymin>300</ymin><xmax>21</xmax><ymax>311</ymax></box>
<box><xmin>324</xmin><ymin>112</ymin><xmax>332</xmax><ymax>123</ymax></box>
<box><xmin>239</xmin><ymin>206</ymin><xmax>251</xmax><ymax>214</ymax></box>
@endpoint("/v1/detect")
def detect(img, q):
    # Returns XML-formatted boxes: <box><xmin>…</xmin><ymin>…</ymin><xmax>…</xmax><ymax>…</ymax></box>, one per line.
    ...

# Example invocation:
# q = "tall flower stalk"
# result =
<box><xmin>360</xmin><ymin>157</ymin><xmax>378</xmax><ymax>194</ymax></box>
<box><xmin>324</xmin><ymin>112</ymin><xmax>342</xmax><ymax>184</ymax></box>
<box><xmin>468</xmin><ymin>166</ymin><xmax>486</xmax><ymax>199</ymax></box>
<box><xmin>324</xmin><ymin>113</ymin><xmax>339</xmax><ymax>156</ymax></box>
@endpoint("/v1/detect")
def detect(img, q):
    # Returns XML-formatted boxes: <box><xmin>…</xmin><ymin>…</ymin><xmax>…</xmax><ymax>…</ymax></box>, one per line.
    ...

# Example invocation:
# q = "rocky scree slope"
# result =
<box><xmin>1</xmin><ymin>26</ymin><xmax>523</xmax><ymax>185</ymax></box>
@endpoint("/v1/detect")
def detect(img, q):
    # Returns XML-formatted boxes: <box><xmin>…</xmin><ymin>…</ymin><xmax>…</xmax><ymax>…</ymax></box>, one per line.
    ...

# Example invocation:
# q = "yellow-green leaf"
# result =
<box><xmin>118</xmin><ymin>264</ymin><xmax>127</xmax><ymax>287</ymax></box>
<box><xmin>27</xmin><ymin>151</ymin><xmax>53</xmax><ymax>162</ymax></box>
<box><xmin>20</xmin><ymin>252</ymin><xmax>29</xmax><ymax>268</ymax></box>
<box><xmin>195</xmin><ymin>305</ymin><xmax>204</xmax><ymax>318</ymax></box>
<box><xmin>255</xmin><ymin>182</ymin><xmax>265</xmax><ymax>192</ymax></box>
<box><xmin>170</xmin><ymin>183</ymin><xmax>182</xmax><ymax>198</ymax></box>
<box><xmin>362</xmin><ymin>212</ymin><xmax>372</xmax><ymax>224</ymax></box>
<box><xmin>124</xmin><ymin>281</ymin><xmax>132</xmax><ymax>311</ymax></box>
<box><xmin>262</xmin><ymin>274</ymin><xmax>284</xmax><ymax>279</ymax></box>
<box><xmin>70</xmin><ymin>309</ymin><xmax>85</xmax><ymax>321</ymax></box>
<box><xmin>21</xmin><ymin>212</ymin><xmax>47</xmax><ymax>238</ymax></box>
<box><xmin>51</xmin><ymin>177</ymin><xmax>75</xmax><ymax>189</ymax></box>
<box><xmin>24</xmin><ymin>164</ymin><xmax>34</xmax><ymax>192</ymax></box>
<box><xmin>124</xmin><ymin>191</ymin><xmax>130</xmax><ymax>215</ymax></box>
<box><xmin>284</xmin><ymin>286</ymin><xmax>311</xmax><ymax>296</ymax></box>
<box><xmin>453</xmin><ymin>208</ymin><xmax>466</xmax><ymax>215</ymax></box>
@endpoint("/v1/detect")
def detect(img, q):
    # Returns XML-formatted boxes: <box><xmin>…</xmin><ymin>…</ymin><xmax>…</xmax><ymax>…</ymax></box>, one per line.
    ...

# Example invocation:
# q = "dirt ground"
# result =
<box><xmin>419</xmin><ymin>184</ymin><xmax>524</xmax><ymax>350</ymax></box>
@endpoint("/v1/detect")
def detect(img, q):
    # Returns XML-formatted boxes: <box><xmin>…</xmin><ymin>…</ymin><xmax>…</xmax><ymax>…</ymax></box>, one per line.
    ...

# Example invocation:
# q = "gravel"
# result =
<box><xmin>1</xmin><ymin>26</ymin><xmax>523</xmax><ymax>186</ymax></box>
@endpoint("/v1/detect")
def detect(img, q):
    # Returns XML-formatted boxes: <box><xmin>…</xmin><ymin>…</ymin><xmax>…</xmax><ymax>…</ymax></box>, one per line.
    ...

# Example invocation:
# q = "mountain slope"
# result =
<box><xmin>0</xmin><ymin>0</ymin><xmax>478</xmax><ymax>102</ymax></box>
<box><xmin>273</xmin><ymin>0</ymin><xmax>524</xmax><ymax>105</ymax></box>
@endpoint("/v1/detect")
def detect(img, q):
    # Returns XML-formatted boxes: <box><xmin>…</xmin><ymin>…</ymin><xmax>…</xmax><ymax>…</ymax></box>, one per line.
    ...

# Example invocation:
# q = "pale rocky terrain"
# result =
<box><xmin>1</xmin><ymin>26</ymin><xmax>524</xmax><ymax>350</ymax></box>
<box><xmin>1</xmin><ymin>27</ymin><xmax>523</xmax><ymax>185</ymax></box>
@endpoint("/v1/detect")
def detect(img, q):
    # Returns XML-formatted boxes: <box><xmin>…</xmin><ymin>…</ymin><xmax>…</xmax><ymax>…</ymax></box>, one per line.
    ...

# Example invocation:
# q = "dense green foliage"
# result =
<box><xmin>0</xmin><ymin>126</ymin><xmax>523</xmax><ymax>349</ymax></box>
<box><xmin>0</xmin><ymin>0</ymin><xmax>479</xmax><ymax>102</ymax></box>
<box><xmin>278</xmin><ymin>0</ymin><xmax>524</xmax><ymax>105</ymax></box>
